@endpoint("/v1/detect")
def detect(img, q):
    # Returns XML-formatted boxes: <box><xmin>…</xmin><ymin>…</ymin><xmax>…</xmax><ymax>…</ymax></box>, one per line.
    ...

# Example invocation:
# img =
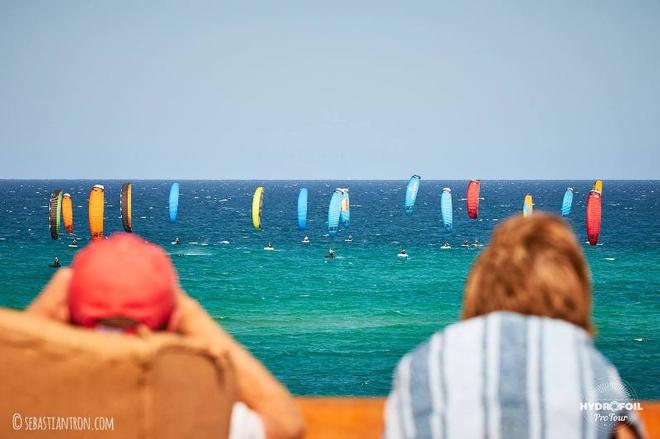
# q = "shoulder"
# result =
<box><xmin>393</xmin><ymin>315</ymin><xmax>489</xmax><ymax>379</ymax></box>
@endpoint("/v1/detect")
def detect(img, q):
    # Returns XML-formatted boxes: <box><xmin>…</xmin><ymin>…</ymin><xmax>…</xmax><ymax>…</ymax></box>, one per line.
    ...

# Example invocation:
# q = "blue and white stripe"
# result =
<box><xmin>384</xmin><ymin>312</ymin><xmax>645</xmax><ymax>439</ymax></box>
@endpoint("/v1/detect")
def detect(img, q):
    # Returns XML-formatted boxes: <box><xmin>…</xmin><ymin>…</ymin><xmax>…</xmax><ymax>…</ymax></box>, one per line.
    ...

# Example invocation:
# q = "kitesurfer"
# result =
<box><xmin>346</xmin><ymin>234</ymin><xmax>353</xmax><ymax>242</ymax></box>
<box><xmin>472</xmin><ymin>239</ymin><xmax>480</xmax><ymax>247</ymax></box>
<box><xmin>397</xmin><ymin>248</ymin><xmax>408</xmax><ymax>258</ymax></box>
<box><xmin>302</xmin><ymin>236</ymin><xmax>310</xmax><ymax>244</ymax></box>
<box><xmin>466</xmin><ymin>179</ymin><xmax>480</xmax><ymax>219</ymax></box>
<box><xmin>441</xmin><ymin>242</ymin><xmax>451</xmax><ymax>249</ymax></box>
<box><xmin>172</xmin><ymin>237</ymin><xmax>181</xmax><ymax>245</ymax></box>
<box><xmin>325</xmin><ymin>248</ymin><xmax>335</xmax><ymax>259</ymax></box>
<box><xmin>49</xmin><ymin>257</ymin><xmax>61</xmax><ymax>268</ymax></box>
<box><xmin>169</xmin><ymin>183</ymin><xmax>179</xmax><ymax>224</ymax></box>
<box><xmin>462</xmin><ymin>240</ymin><xmax>469</xmax><ymax>248</ymax></box>
<box><xmin>264</xmin><ymin>241</ymin><xmax>274</xmax><ymax>251</ymax></box>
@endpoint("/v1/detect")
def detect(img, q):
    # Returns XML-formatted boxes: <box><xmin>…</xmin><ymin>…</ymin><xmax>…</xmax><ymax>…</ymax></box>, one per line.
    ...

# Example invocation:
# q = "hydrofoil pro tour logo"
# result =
<box><xmin>579</xmin><ymin>379</ymin><xmax>642</xmax><ymax>432</ymax></box>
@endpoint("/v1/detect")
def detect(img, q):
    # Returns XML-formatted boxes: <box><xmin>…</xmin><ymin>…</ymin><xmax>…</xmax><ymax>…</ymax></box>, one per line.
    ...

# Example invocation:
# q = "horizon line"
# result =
<box><xmin>1</xmin><ymin>178</ymin><xmax>658</xmax><ymax>182</ymax></box>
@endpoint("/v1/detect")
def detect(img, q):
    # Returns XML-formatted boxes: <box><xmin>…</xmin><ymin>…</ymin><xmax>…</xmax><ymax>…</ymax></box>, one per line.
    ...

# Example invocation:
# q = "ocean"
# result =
<box><xmin>0</xmin><ymin>180</ymin><xmax>658</xmax><ymax>399</ymax></box>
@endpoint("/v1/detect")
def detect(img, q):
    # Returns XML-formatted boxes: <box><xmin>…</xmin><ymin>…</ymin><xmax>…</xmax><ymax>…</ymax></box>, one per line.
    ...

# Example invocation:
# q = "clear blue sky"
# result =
<box><xmin>1</xmin><ymin>0</ymin><xmax>658</xmax><ymax>179</ymax></box>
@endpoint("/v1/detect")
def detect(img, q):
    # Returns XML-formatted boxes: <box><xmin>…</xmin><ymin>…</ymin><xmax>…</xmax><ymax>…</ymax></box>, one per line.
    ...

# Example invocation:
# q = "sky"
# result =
<box><xmin>1</xmin><ymin>0</ymin><xmax>658</xmax><ymax>180</ymax></box>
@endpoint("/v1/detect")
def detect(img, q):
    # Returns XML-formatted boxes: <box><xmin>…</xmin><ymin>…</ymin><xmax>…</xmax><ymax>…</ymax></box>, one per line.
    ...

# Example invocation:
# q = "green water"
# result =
<box><xmin>0</xmin><ymin>180</ymin><xmax>658</xmax><ymax>398</ymax></box>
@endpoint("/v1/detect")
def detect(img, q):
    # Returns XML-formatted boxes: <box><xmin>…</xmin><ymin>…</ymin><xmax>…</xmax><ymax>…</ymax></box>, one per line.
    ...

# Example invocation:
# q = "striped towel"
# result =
<box><xmin>384</xmin><ymin>312</ymin><xmax>645</xmax><ymax>439</ymax></box>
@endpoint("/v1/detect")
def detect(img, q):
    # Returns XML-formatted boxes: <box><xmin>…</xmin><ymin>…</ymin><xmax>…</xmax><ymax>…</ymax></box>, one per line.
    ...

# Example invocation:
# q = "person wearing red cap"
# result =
<box><xmin>27</xmin><ymin>233</ymin><xmax>305</xmax><ymax>439</ymax></box>
<box><xmin>68</xmin><ymin>233</ymin><xmax>176</xmax><ymax>332</ymax></box>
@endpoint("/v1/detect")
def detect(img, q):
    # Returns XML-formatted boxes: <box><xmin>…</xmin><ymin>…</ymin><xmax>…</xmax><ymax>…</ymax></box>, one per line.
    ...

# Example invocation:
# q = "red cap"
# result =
<box><xmin>69</xmin><ymin>233</ymin><xmax>177</xmax><ymax>331</ymax></box>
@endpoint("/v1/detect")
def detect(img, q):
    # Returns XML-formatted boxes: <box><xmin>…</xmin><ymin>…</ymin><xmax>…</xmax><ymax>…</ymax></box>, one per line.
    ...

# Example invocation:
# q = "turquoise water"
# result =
<box><xmin>0</xmin><ymin>180</ymin><xmax>658</xmax><ymax>398</ymax></box>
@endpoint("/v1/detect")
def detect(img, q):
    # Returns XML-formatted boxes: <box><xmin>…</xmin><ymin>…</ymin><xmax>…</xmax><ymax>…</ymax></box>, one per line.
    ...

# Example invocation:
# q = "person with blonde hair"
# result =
<box><xmin>384</xmin><ymin>213</ymin><xmax>645</xmax><ymax>439</ymax></box>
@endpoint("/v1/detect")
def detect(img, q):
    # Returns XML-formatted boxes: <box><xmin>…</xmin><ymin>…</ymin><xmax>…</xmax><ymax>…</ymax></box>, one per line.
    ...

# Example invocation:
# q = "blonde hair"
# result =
<box><xmin>462</xmin><ymin>213</ymin><xmax>594</xmax><ymax>333</ymax></box>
